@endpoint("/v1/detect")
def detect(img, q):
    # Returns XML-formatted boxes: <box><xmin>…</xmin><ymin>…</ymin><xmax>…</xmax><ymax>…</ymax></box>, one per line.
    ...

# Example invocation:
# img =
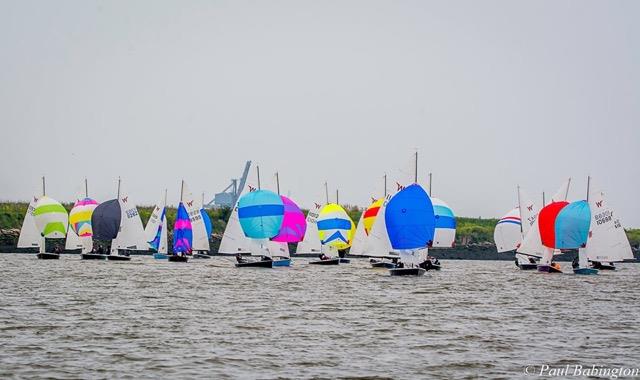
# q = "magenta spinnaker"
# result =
<box><xmin>272</xmin><ymin>196</ymin><xmax>307</xmax><ymax>243</ymax></box>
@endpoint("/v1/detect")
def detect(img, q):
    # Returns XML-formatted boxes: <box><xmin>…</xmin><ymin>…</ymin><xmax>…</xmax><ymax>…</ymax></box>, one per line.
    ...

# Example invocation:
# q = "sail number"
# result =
<box><xmin>594</xmin><ymin>210</ymin><xmax>612</xmax><ymax>226</ymax></box>
<box><xmin>125</xmin><ymin>208</ymin><xmax>139</xmax><ymax>219</ymax></box>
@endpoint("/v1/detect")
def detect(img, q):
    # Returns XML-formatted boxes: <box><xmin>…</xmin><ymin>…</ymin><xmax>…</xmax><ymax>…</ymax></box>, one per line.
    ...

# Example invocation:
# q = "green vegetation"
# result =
<box><xmin>1</xmin><ymin>202</ymin><xmax>638</xmax><ymax>250</ymax></box>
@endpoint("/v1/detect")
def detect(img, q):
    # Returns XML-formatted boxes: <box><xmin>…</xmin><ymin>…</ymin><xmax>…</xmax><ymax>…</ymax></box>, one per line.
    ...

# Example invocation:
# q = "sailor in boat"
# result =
<box><xmin>550</xmin><ymin>262</ymin><xmax>561</xmax><ymax>271</ymax></box>
<box><xmin>572</xmin><ymin>256</ymin><xmax>579</xmax><ymax>269</ymax></box>
<box><xmin>261</xmin><ymin>255</ymin><xmax>272</xmax><ymax>262</ymax></box>
<box><xmin>236</xmin><ymin>253</ymin><xmax>246</xmax><ymax>264</ymax></box>
<box><xmin>53</xmin><ymin>244</ymin><xmax>61</xmax><ymax>254</ymax></box>
<box><xmin>318</xmin><ymin>253</ymin><xmax>330</xmax><ymax>261</ymax></box>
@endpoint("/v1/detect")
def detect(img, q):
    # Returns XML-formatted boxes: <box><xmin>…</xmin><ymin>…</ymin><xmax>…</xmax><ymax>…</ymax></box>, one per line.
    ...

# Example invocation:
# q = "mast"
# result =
<box><xmin>565</xmin><ymin>177</ymin><xmax>572</xmax><ymax>200</ymax></box>
<box><xmin>384</xmin><ymin>173</ymin><xmax>387</xmax><ymax>197</ymax></box>
<box><xmin>324</xmin><ymin>181</ymin><xmax>329</xmax><ymax>204</ymax></box>
<box><xmin>84</xmin><ymin>177</ymin><xmax>88</xmax><ymax>198</ymax></box>
<box><xmin>586</xmin><ymin>176</ymin><xmax>591</xmax><ymax>202</ymax></box>
<box><xmin>429</xmin><ymin>172</ymin><xmax>433</xmax><ymax>196</ymax></box>
<box><xmin>276</xmin><ymin>172</ymin><xmax>280</xmax><ymax>195</ymax></box>
<box><xmin>164</xmin><ymin>189</ymin><xmax>168</xmax><ymax>207</ymax></box>
<box><xmin>414</xmin><ymin>151</ymin><xmax>418</xmax><ymax>184</ymax></box>
<box><xmin>542</xmin><ymin>192</ymin><xmax>546</xmax><ymax>207</ymax></box>
<box><xmin>517</xmin><ymin>185</ymin><xmax>523</xmax><ymax>233</ymax></box>
<box><xmin>180</xmin><ymin>180</ymin><xmax>184</xmax><ymax>202</ymax></box>
<box><xmin>117</xmin><ymin>176</ymin><xmax>121</xmax><ymax>198</ymax></box>
<box><xmin>336</xmin><ymin>189</ymin><xmax>339</xmax><ymax>204</ymax></box>
<box><xmin>202</xmin><ymin>192</ymin><xmax>205</xmax><ymax>206</ymax></box>
<box><xmin>257</xmin><ymin>165</ymin><xmax>261</xmax><ymax>190</ymax></box>
<box><xmin>41</xmin><ymin>176</ymin><xmax>45</xmax><ymax>196</ymax></box>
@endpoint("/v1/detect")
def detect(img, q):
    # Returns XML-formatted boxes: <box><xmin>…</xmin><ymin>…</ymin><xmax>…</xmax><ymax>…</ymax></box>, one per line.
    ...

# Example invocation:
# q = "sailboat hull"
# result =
<box><xmin>371</xmin><ymin>261</ymin><xmax>396</xmax><ymax>269</ymax></box>
<box><xmin>235</xmin><ymin>260</ymin><xmax>273</xmax><ymax>268</ymax></box>
<box><xmin>107</xmin><ymin>255</ymin><xmax>131</xmax><ymax>261</ymax></box>
<box><xmin>419</xmin><ymin>261</ymin><xmax>441</xmax><ymax>271</ymax></box>
<box><xmin>192</xmin><ymin>253</ymin><xmax>211</xmax><ymax>259</ymax></box>
<box><xmin>82</xmin><ymin>253</ymin><xmax>108</xmax><ymax>260</ymax></box>
<box><xmin>153</xmin><ymin>253</ymin><xmax>168</xmax><ymax>260</ymax></box>
<box><xmin>591</xmin><ymin>262</ymin><xmax>616</xmax><ymax>270</ymax></box>
<box><xmin>168</xmin><ymin>255</ymin><xmax>189</xmax><ymax>263</ymax></box>
<box><xmin>272</xmin><ymin>258</ymin><xmax>291</xmax><ymax>267</ymax></box>
<box><xmin>518</xmin><ymin>263</ymin><xmax>538</xmax><ymax>270</ymax></box>
<box><xmin>339</xmin><ymin>258</ymin><xmax>350</xmax><ymax>264</ymax></box>
<box><xmin>37</xmin><ymin>253</ymin><xmax>60</xmax><ymax>260</ymax></box>
<box><xmin>537</xmin><ymin>264</ymin><xmax>562</xmax><ymax>273</ymax></box>
<box><xmin>309</xmin><ymin>258</ymin><xmax>340</xmax><ymax>265</ymax></box>
<box><xmin>389</xmin><ymin>267</ymin><xmax>426</xmax><ymax>276</ymax></box>
<box><xmin>574</xmin><ymin>268</ymin><xmax>599</xmax><ymax>275</ymax></box>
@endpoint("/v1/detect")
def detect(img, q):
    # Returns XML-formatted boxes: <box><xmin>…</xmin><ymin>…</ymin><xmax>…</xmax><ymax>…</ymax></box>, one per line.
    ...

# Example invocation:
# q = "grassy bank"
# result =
<box><xmin>1</xmin><ymin>202</ymin><xmax>638</xmax><ymax>250</ymax></box>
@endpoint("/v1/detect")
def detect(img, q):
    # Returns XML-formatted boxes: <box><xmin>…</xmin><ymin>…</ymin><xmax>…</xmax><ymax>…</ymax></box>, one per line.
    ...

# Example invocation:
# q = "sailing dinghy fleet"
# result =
<box><xmin>495</xmin><ymin>177</ymin><xmax>635</xmax><ymax>275</ymax></box>
<box><xmin>14</xmin><ymin>161</ymin><xmax>636</xmax><ymax>277</ymax></box>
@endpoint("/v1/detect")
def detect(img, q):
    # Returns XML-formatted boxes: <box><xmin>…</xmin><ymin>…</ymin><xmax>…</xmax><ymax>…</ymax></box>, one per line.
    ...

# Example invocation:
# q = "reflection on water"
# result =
<box><xmin>0</xmin><ymin>254</ymin><xmax>638</xmax><ymax>378</ymax></box>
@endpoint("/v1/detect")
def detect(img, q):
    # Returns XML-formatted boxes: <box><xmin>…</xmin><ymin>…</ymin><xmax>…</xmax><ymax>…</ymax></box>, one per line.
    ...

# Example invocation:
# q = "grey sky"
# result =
<box><xmin>1</xmin><ymin>0</ymin><xmax>638</xmax><ymax>226</ymax></box>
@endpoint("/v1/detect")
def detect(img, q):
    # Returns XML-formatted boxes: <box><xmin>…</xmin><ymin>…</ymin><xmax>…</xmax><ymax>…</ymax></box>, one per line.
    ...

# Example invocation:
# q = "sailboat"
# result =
<box><xmin>170</xmin><ymin>182</ymin><xmax>192</xmax><ymax>262</ymax></box>
<box><xmin>145</xmin><ymin>190</ymin><xmax>169</xmax><ymax>260</ymax></box>
<box><xmin>310</xmin><ymin>186</ymin><xmax>354</xmax><ymax>265</ymax></box>
<box><xmin>538</xmin><ymin>191</ymin><xmax>592</xmax><ymax>274</ymax></box>
<box><xmin>386</xmin><ymin>183</ymin><xmax>436</xmax><ymax>276</ymax></box>
<box><xmin>178</xmin><ymin>183</ymin><xmax>211</xmax><ymax>259</ymax></box>
<box><xmin>269</xmin><ymin>172</ymin><xmax>306</xmax><ymax>267</ymax></box>
<box><xmin>91</xmin><ymin>177</ymin><xmax>146</xmax><ymax>261</ymax></box>
<box><xmin>193</xmin><ymin>192</ymin><xmax>213</xmax><ymax>259</ymax></box>
<box><xmin>575</xmin><ymin>177</ymin><xmax>634</xmax><ymax>273</ymax></box>
<box><xmin>235</xmin><ymin>166</ymin><xmax>286</xmax><ymax>268</ymax></box>
<box><xmin>517</xmin><ymin>178</ymin><xmax>572</xmax><ymax>273</ymax></box>
<box><xmin>66</xmin><ymin>179</ymin><xmax>99</xmax><ymax>256</ymax></box>
<box><xmin>31</xmin><ymin>177</ymin><xmax>69</xmax><ymax>259</ymax></box>
<box><xmin>22</xmin><ymin>177</ymin><xmax>69</xmax><ymax>259</ymax></box>
<box><xmin>494</xmin><ymin>186</ymin><xmax>538</xmax><ymax>270</ymax></box>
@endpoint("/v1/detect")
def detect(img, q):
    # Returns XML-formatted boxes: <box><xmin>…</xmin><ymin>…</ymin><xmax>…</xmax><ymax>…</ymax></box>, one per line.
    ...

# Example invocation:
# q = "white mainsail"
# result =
<box><xmin>17</xmin><ymin>196</ymin><xmax>41</xmax><ymax>248</ymax></box>
<box><xmin>112</xmin><ymin>189</ymin><xmax>146</xmax><ymax>252</ymax></box>
<box><xmin>517</xmin><ymin>178</ymin><xmax>571</xmax><ymax>258</ymax></box>
<box><xmin>144</xmin><ymin>203</ymin><xmax>165</xmax><ymax>247</ymax></box>
<box><xmin>219</xmin><ymin>165</ymin><xmax>256</xmax><ymax>254</ymax></box>
<box><xmin>348</xmin><ymin>212</ymin><xmax>366</xmax><ymax>255</ymax></box>
<box><xmin>295</xmin><ymin>192</ymin><xmax>324</xmax><ymax>254</ymax></box>
<box><xmin>585</xmin><ymin>183</ymin><xmax>633</xmax><ymax>263</ymax></box>
<box><xmin>65</xmin><ymin>227</ymin><xmax>84</xmax><ymax>250</ymax></box>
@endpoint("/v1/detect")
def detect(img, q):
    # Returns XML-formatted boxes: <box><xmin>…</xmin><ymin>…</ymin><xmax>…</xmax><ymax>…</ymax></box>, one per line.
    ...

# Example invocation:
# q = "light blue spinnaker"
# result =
<box><xmin>238</xmin><ymin>190</ymin><xmax>284</xmax><ymax>239</ymax></box>
<box><xmin>554</xmin><ymin>200</ymin><xmax>591</xmax><ymax>249</ymax></box>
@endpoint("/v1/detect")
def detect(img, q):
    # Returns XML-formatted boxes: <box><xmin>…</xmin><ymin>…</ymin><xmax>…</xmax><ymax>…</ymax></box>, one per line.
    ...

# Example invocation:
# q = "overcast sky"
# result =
<box><xmin>1</xmin><ymin>0</ymin><xmax>638</xmax><ymax>226</ymax></box>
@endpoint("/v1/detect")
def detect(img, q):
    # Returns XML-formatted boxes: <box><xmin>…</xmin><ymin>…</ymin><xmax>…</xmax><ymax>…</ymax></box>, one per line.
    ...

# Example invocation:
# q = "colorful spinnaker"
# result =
<box><xmin>539</xmin><ymin>200</ymin><xmax>591</xmax><ymax>250</ymax></box>
<box><xmin>201</xmin><ymin>208</ymin><xmax>212</xmax><ymax>238</ymax></box>
<box><xmin>173</xmin><ymin>203</ymin><xmax>193</xmax><ymax>253</ymax></box>
<box><xmin>272</xmin><ymin>196</ymin><xmax>306</xmax><ymax>243</ymax></box>
<box><xmin>432</xmin><ymin>198</ymin><xmax>456</xmax><ymax>247</ymax></box>
<box><xmin>69</xmin><ymin>198</ymin><xmax>99</xmax><ymax>237</ymax></box>
<box><xmin>385</xmin><ymin>184</ymin><xmax>435</xmax><ymax>251</ymax></box>
<box><xmin>34</xmin><ymin>196</ymin><xmax>69</xmax><ymax>238</ymax></box>
<box><xmin>493</xmin><ymin>208</ymin><xmax>522</xmax><ymax>252</ymax></box>
<box><xmin>363</xmin><ymin>198</ymin><xmax>383</xmax><ymax>236</ymax></box>
<box><xmin>317</xmin><ymin>203</ymin><xmax>354</xmax><ymax>250</ymax></box>
<box><xmin>238</xmin><ymin>190</ymin><xmax>284</xmax><ymax>239</ymax></box>
<box><xmin>92</xmin><ymin>200</ymin><xmax>121</xmax><ymax>240</ymax></box>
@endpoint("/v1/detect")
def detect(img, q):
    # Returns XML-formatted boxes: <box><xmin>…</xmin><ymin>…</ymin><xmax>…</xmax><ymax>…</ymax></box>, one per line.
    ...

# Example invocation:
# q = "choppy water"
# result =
<box><xmin>1</xmin><ymin>254</ymin><xmax>639</xmax><ymax>379</ymax></box>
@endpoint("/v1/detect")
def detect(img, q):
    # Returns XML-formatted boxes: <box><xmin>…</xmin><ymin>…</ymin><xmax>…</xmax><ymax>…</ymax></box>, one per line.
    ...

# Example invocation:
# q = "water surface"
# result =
<box><xmin>1</xmin><ymin>254</ymin><xmax>638</xmax><ymax>379</ymax></box>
